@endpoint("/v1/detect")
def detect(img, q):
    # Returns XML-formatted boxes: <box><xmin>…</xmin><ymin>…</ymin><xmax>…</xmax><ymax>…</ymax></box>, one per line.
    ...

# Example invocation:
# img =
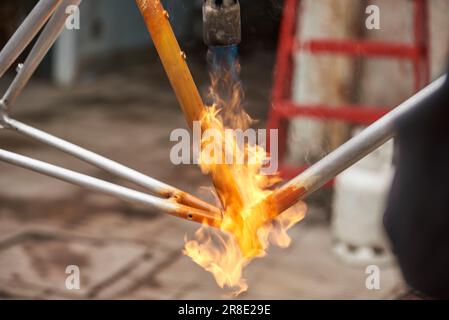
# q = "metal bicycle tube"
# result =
<box><xmin>1</xmin><ymin>0</ymin><xmax>81</xmax><ymax>111</ymax></box>
<box><xmin>258</xmin><ymin>75</ymin><xmax>447</xmax><ymax>218</ymax></box>
<box><xmin>0</xmin><ymin>0</ymin><xmax>63</xmax><ymax>78</ymax></box>
<box><xmin>0</xmin><ymin>148</ymin><xmax>221</xmax><ymax>225</ymax></box>
<box><xmin>1</xmin><ymin>116</ymin><xmax>220</xmax><ymax>214</ymax></box>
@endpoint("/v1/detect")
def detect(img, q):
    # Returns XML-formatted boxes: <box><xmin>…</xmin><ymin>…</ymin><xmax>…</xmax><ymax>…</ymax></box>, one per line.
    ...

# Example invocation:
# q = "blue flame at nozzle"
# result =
<box><xmin>207</xmin><ymin>45</ymin><xmax>239</xmax><ymax>82</ymax></box>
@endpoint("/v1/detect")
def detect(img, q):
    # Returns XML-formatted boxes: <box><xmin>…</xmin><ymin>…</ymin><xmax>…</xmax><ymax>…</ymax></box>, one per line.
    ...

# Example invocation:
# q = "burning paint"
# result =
<box><xmin>136</xmin><ymin>0</ymin><xmax>306</xmax><ymax>296</ymax></box>
<box><xmin>169</xmin><ymin>121</ymin><xmax>279</xmax><ymax>174</ymax></box>
<box><xmin>183</xmin><ymin>58</ymin><xmax>306</xmax><ymax>296</ymax></box>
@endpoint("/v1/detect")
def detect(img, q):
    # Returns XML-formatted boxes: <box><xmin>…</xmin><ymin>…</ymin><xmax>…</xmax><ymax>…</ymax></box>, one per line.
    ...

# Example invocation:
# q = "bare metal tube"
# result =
<box><xmin>0</xmin><ymin>0</ymin><xmax>63</xmax><ymax>78</ymax></box>
<box><xmin>0</xmin><ymin>148</ymin><xmax>221</xmax><ymax>225</ymax></box>
<box><xmin>1</xmin><ymin>0</ymin><xmax>81</xmax><ymax>111</ymax></box>
<box><xmin>253</xmin><ymin>75</ymin><xmax>447</xmax><ymax>219</ymax></box>
<box><xmin>0</xmin><ymin>0</ymin><xmax>218</xmax><ymax>215</ymax></box>
<box><xmin>1</xmin><ymin>116</ymin><xmax>220</xmax><ymax>214</ymax></box>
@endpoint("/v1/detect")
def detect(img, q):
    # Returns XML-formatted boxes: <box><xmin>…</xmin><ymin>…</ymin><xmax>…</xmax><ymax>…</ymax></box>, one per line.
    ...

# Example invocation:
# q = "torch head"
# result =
<box><xmin>203</xmin><ymin>0</ymin><xmax>241</xmax><ymax>46</ymax></box>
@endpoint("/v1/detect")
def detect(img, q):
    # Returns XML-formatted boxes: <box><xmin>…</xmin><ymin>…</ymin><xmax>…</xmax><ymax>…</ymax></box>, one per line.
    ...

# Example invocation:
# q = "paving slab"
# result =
<box><xmin>0</xmin><ymin>228</ymin><xmax>148</xmax><ymax>298</ymax></box>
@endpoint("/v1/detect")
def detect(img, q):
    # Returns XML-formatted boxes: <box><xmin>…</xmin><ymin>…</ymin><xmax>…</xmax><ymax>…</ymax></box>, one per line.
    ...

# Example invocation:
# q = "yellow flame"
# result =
<box><xmin>183</xmin><ymin>62</ymin><xmax>306</xmax><ymax>296</ymax></box>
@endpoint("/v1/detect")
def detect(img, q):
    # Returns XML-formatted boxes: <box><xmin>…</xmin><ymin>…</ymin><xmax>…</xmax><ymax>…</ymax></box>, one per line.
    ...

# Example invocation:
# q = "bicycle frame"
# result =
<box><xmin>0</xmin><ymin>0</ymin><xmax>223</xmax><ymax>226</ymax></box>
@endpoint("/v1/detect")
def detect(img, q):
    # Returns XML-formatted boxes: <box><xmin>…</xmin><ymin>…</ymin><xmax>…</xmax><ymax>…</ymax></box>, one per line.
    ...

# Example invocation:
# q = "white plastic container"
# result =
<box><xmin>331</xmin><ymin>130</ymin><xmax>394</xmax><ymax>266</ymax></box>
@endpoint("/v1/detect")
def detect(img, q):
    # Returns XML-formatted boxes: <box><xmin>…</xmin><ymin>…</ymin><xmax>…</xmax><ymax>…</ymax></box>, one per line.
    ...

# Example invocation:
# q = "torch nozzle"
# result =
<box><xmin>203</xmin><ymin>0</ymin><xmax>241</xmax><ymax>46</ymax></box>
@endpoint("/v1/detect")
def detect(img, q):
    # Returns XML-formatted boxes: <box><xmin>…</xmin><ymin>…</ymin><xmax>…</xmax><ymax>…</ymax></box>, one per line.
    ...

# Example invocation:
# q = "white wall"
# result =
<box><xmin>52</xmin><ymin>0</ymin><xmax>198</xmax><ymax>86</ymax></box>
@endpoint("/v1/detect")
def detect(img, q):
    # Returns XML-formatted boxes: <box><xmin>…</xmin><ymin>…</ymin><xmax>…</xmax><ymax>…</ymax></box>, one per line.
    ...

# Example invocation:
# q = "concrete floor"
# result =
<box><xmin>0</xmin><ymin>51</ymin><xmax>406</xmax><ymax>299</ymax></box>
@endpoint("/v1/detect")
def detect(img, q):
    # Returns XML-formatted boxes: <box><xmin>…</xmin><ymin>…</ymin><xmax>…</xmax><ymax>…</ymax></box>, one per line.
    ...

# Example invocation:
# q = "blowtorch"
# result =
<box><xmin>203</xmin><ymin>0</ymin><xmax>241</xmax><ymax>83</ymax></box>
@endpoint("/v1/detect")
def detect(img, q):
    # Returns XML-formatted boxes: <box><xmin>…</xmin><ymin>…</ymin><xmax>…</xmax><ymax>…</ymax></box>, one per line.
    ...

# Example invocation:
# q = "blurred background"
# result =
<box><xmin>0</xmin><ymin>0</ymin><xmax>448</xmax><ymax>299</ymax></box>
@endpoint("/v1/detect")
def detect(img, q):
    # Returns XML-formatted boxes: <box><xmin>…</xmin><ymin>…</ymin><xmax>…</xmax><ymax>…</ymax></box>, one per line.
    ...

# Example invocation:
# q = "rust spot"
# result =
<box><xmin>273</xmin><ymin>185</ymin><xmax>307</xmax><ymax>215</ymax></box>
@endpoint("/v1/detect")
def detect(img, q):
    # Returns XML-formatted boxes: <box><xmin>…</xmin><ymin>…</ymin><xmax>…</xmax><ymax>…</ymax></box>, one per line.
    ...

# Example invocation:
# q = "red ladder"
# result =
<box><xmin>267</xmin><ymin>0</ymin><xmax>429</xmax><ymax>179</ymax></box>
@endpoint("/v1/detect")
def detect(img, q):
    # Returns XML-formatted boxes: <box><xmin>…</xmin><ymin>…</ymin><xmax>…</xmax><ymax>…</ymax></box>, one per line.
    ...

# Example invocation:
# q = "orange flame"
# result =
<box><xmin>183</xmin><ymin>61</ymin><xmax>306</xmax><ymax>296</ymax></box>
